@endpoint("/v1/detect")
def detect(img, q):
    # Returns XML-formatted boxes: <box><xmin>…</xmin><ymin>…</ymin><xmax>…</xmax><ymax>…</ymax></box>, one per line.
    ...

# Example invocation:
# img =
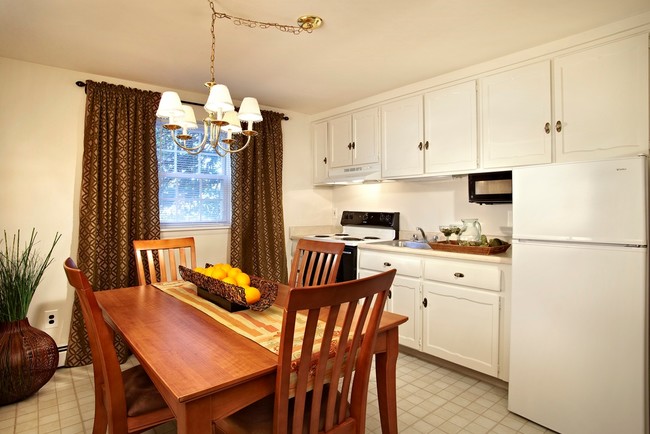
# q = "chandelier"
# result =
<box><xmin>155</xmin><ymin>0</ymin><xmax>322</xmax><ymax>156</ymax></box>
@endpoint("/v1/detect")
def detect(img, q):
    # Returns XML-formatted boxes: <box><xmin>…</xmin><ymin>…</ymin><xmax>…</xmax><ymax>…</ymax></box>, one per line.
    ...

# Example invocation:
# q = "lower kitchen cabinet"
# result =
<box><xmin>421</xmin><ymin>282</ymin><xmax>500</xmax><ymax>377</ymax></box>
<box><xmin>358</xmin><ymin>250</ymin><xmax>422</xmax><ymax>350</ymax></box>
<box><xmin>358</xmin><ymin>247</ymin><xmax>511</xmax><ymax>380</ymax></box>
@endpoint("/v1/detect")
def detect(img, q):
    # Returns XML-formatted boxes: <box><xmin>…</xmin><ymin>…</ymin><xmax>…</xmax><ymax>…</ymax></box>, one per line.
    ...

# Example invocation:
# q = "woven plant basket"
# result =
<box><xmin>0</xmin><ymin>318</ymin><xmax>59</xmax><ymax>405</ymax></box>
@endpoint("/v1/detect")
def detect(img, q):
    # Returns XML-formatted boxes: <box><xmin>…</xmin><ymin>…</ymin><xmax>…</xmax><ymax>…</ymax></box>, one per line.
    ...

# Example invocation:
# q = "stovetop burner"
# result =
<box><xmin>314</xmin><ymin>235</ymin><xmax>329</xmax><ymax>238</ymax></box>
<box><xmin>364</xmin><ymin>236</ymin><xmax>380</xmax><ymax>240</ymax></box>
<box><xmin>341</xmin><ymin>237</ymin><xmax>363</xmax><ymax>241</ymax></box>
<box><xmin>301</xmin><ymin>211</ymin><xmax>400</xmax><ymax>247</ymax></box>
<box><xmin>334</xmin><ymin>233</ymin><xmax>348</xmax><ymax>236</ymax></box>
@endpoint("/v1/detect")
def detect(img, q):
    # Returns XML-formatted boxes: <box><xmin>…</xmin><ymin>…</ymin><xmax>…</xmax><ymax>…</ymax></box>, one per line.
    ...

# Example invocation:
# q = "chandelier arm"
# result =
<box><xmin>171</xmin><ymin>129</ymin><xmax>210</xmax><ymax>155</ymax></box>
<box><xmin>214</xmin><ymin>135</ymin><xmax>253</xmax><ymax>154</ymax></box>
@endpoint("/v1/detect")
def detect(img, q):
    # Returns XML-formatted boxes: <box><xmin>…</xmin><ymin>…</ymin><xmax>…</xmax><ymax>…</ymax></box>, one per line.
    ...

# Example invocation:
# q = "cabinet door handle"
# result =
<box><xmin>422</xmin><ymin>298</ymin><xmax>428</xmax><ymax>308</ymax></box>
<box><xmin>555</xmin><ymin>120</ymin><xmax>562</xmax><ymax>132</ymax></box>
<box><xmin>351</xmin><ymin>142</ymin><xmax>356</xmax><ymax>149</ymax></box>
<box><xmin>347</xmin><ymin>143</ymin><xmax>352</xmax><ymax>150</ymax></box>
<box><xmin>383</xmin><ymin>262</ymin><xmax>392</xmax><ymax>267</ymax></box>
<box><xmin>323</xmin><ymin>157</ymin><xmax>327</xmax><ymax>164</ymax></box>
<box><xmin>424</xmin><ymin>141</ymin><xmax>429</xmax><ymax>150</ymax></box>
<box><xmin>453</xmin><ymin>272</ymin><xmax>464</xmax><ymax>278</ymax></box>
<box><xmin>418</xmin><ymin>142</ymin><xmax>423</xmax><ymax>150</ymax></box>
<box><xmin>544</xmin><ymin>122</ymin><xmax>551</xmax><ymax>134</ymax></box>
<box><xmin>388</xmin><ymin>290</ymin><xmax>392</xmax><ymax>299</ymax></box>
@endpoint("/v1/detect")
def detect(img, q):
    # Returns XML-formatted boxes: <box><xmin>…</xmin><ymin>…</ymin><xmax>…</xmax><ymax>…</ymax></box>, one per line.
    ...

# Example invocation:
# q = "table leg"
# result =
<box><xmin>375</xmin><ymin>327</ymin><xmax>399</xmax><ymax>434</ymax></box>
<box><xmin>175</xmin><ymin>397</ymin><xmax>212</xmax><ymax>434</ymax></box>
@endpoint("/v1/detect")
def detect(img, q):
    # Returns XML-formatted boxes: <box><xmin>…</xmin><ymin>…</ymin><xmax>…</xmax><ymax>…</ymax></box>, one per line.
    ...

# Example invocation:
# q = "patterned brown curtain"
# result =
<box><xmin>230</xmin><ymin>110</ymin><xmax>288</xmax><ymax>283</ymax></box>
<box><xmin>65</xmin><ymin>81</ymin><xmax>161</xmax><ymax>367</ymax></box>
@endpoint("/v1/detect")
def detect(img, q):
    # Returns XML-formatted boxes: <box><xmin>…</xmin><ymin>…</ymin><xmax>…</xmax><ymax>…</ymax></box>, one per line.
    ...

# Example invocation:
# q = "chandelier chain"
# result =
<box><xmin>207</xmin><ymin>0</ymin><xmax>311</xmax><ymax>36</ymax></box>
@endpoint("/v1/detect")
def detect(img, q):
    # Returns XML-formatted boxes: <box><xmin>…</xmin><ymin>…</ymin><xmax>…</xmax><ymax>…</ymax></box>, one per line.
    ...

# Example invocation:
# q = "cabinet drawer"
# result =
<box><xmin>424</xmin><ymin>259</ymin><xmax>501</xmax><ymax>291</ymax></box>
<box><xmin>359</xmin><ymin>250</ymin><xmax>421</xmax><ymax>277</ymax></box>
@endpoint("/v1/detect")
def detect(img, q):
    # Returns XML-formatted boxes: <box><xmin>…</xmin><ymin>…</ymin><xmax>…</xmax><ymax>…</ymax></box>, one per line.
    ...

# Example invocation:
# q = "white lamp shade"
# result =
<box><xmin>238</xmin><ymin>97</ymin><xmax>263</xmax><ymax>122</ymax></box>
<box><xmin>179</xmin><ymin>105</ymin><xmax>198</xmax><ymax>129</ymax></box>
<box><xmin>222</xmin><ymin>111</ymin><xmax>242</xmax><ymax>133</ymax></box>
<box><xmin>156</xmin><ymin>91</ymin><xmax>184</xmax><ymax>118</ymax></box>
<box><xmin>204</xmin><ymin>84</ymin><xmax>235</xmax><ymax>113</ymax></box>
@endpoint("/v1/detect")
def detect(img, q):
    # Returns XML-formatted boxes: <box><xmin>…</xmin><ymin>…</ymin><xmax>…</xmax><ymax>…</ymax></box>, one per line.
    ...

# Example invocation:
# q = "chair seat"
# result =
<box><xmin>123</xmin><ymin>365</ymin><xmax>168</xmax><ymax>417</ymax></box>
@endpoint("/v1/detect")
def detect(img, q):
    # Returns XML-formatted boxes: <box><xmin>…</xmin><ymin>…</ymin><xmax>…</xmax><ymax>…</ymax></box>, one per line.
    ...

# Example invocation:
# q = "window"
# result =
<box><xmin>156</xmin><ymin>119</ymin><xmax>231</xmax><ymax>228</ymax></box>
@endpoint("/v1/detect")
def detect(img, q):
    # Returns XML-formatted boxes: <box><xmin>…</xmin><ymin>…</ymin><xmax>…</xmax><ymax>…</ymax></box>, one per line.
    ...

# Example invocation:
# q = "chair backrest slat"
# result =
<box><xmin>289</xmin><ymin>239</ymin><xmax>344</xmax><ymax>287</ymax></box>
<box><xmin>133</xmin><ymin>237</ymin><xmax>197</xmax><ymax>285</ymax></box>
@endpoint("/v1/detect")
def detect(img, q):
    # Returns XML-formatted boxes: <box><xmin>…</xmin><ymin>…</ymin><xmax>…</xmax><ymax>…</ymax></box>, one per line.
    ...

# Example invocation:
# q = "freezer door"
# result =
<box><xmin>509</xmin><ymin>240</ymin><xmax>648</xmax><ymax>434</ymax></box>
<box><xmin>513</xmin><ymin>156</ymin><xmax>647</xmax><ymax>245</ymax></box>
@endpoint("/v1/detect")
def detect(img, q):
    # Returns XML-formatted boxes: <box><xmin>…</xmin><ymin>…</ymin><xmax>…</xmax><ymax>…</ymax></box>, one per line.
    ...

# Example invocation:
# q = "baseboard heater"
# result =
<box><xmin>57</xmin><ymin>345</ymin><xmax>67</xmax><ymax>367</ymax></box>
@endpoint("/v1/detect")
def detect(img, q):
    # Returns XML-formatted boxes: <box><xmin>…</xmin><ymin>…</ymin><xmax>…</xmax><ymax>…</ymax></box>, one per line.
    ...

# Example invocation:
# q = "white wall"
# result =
<box><xmin>0</xmin><ymin>57</ymin><xmax>318</xmax><ymax>349</ymax></box>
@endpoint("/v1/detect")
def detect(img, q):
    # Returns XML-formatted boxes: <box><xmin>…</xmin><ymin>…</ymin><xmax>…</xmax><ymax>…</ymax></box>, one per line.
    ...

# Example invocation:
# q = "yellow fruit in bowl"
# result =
<box><xmin>194</xmin><ymin>267</ymin><xmax>206</xmax><ymax>274</ymax></box>
<box><xmin>243</xmin><ymin>286</ymin><xmax>261</xmax><ymax>304</ymax></box>
<box><xmin>235</xmin><ymin>272</ymin><xmax>250</xmax><ymax>287</ymax></box>
<box><xmin>220</xmin><ymin>263</ymin><xmax>232</xmax><ymax>272</ymax></box>
<box><xmin>209</xmin><ymin>267</ymin><xmax>227</xmax><ymax>280</ymax></box>
<box><xmin>222</xmin><ymin>276</ymin><xmax>237</xmax><ymax>285</ymax></box>
<box><xmin>228</xmin><ymin>267</ymin><xmax>242</xmax><ymax>278</ymax></box>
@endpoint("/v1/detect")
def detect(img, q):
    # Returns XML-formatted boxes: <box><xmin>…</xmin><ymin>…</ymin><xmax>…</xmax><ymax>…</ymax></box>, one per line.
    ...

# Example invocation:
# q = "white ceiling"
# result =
<box><xmin>1</xmin><ymin>0</ymin><xmax>649</xmax><ymax>114</ymax></box>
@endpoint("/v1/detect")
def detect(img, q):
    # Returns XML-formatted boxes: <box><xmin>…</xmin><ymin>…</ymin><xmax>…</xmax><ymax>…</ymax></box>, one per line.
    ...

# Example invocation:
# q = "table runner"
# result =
<box><xmin>153</xmin><ymin>280</ymin><xmax>343</xmax><ymax>395</ymax></box>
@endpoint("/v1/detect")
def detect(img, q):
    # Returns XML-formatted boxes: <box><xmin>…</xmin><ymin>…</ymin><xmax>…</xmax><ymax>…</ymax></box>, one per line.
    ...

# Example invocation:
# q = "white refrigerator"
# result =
<box><xmin>509</xmin><ymin>156</ymin><xmax>649</xmax><ymax>434</ymax></box>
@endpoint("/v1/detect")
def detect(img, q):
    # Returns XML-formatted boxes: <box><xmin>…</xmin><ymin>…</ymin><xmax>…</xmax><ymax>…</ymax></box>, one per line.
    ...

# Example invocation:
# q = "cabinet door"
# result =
<box><xmin>554</xmin><ymin>34</ymin><xmax>649</xmax><ymax>162</ymax></box>
<box><xmin>352</xmin><ymin>107</ymin><xmax>380</xmax><ymax>165</ymax></box>
<box><xmin>358</xmin><ymin>269</ymin><xmax>392</xmax><ymax>312</ymax></box>
<box><xmin>390</xmin><ymin>275</ymin><xmax>421</xmax><ymax>350</ymax></box>
<box><xmin>424</xmin><ymin>81</ymin><xmax>478</xmax><ymax>174</ymax></box>
<box><xmin>480</xmin><ymin>61</ymin><xmax>552</xmax><ymax>168</ymax></box>
<box><xmin>422</xmin><ymin>281</ymin><xmax>500</xmax><ymax>376</ymax></box>
<box><xmin>328</xmin><ymin>114</ymin><xmax>352</xmax><ymax>169</ymax></box>
<box><xmin>313</xmin><ymin>121</ymin><xmax>329</xmax><ymax>184</ymax></box>
<box><xmin>381</xmin><ymin>95</ymin><xmax>424</xmax><ymax>178</ymax></box>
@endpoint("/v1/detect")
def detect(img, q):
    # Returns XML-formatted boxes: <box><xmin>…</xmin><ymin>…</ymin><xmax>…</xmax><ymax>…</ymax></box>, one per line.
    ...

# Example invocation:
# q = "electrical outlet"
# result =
<box><xmin>44</xmin><ymin>309</ymin><xmax>58</xmax><ymax>329</ymax></box>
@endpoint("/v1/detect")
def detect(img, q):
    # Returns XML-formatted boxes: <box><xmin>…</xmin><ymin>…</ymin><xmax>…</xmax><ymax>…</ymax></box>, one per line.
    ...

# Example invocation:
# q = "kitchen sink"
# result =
<box><xmin>382</xmin><ymin>240</ymin><xmax>431</xmax><ymax>249</ymax></box>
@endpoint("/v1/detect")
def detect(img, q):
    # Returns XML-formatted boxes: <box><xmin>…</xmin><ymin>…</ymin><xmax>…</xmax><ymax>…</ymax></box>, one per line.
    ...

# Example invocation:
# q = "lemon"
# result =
<box><xmin>235</xmin><ymin>272</ymin><xmax>250</xmax><ymax>287</ymax></box>
<box><xmin>220</xmin><ymin>263</ymin><xmax>232</xmax><ymax>272</ymax></box>
<box><xmin>228</xmin><ymin>267</ymin><xmax>242</xmax><ymax>278</ymax></box>
<box><xmin>222</xmin><ymin>276</ymin><xmax>237</xmax><ymax>285</ymax></box>
<box><xmin>244</xmin><ymin>286</ymin><xmax>261</xmax><ymax>304</ymax></box>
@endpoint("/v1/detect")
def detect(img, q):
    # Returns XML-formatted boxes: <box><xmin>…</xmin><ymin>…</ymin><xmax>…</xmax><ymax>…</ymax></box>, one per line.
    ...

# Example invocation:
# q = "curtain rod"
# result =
<box><xmin>75</xmin><ymin>81</ymin><xmax>289</xmax><ymax>121</ymax></box>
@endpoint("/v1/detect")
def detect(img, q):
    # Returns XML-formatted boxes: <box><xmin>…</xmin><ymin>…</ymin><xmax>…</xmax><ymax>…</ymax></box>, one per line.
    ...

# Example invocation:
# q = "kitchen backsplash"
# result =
<box><xmin>330</xmin><ymin>176</ymin><xmax>513</xmax><ymax>240</ymax></box>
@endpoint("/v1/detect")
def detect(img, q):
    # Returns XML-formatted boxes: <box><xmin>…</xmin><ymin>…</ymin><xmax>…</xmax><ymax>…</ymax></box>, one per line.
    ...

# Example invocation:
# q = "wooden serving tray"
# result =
<box><xmin>427</xmin><ymin>240</ymin><xmax>511</xmax><ymax>255</ymax></box>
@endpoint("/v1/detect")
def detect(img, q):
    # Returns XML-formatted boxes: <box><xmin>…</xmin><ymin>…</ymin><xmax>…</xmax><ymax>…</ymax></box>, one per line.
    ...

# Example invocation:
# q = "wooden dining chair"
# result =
<box><xmin>63</xmin><ymin>258</ymin><xmax>174</xmax><ymax>434</ymax></box>
<box><xmin>289</xmin><ymin>239</ymin><xmax>345</xmax><ymax>287</ymax></box>
<box><xmin>213</xmin><ymin>268</ymin><xmax>397</xmax><ymax>434</ymax></box>
<box><xmin>133</xmin><ymin>237</ymin><xmax>197</xmax><ymax>285</ymax></box>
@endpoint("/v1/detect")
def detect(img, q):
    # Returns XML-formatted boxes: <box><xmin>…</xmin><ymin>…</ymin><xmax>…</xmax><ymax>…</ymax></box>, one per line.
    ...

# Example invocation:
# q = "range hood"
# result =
<box><xmin>326</xmin><ymin>163</ymin><xmax>381</xmax><ymax>184</ymax></box>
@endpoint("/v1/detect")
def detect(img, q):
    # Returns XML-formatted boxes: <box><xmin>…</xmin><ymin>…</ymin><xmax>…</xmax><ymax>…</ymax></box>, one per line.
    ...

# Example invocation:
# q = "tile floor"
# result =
<box><xmin>0</xmin><ymin>352</ymin><xmax>556</xmax><ymax>434</ymax></box>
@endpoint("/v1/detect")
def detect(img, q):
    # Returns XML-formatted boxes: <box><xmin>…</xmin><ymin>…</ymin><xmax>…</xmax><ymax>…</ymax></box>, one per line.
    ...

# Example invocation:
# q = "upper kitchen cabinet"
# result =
<box><xmin>553</xmin><ymin>34</ymin><xmax>649</xmax><ymax>162</ymax></box>
<box><xmin>328</xmin><ymin>107</ymin><xmax>380</xmax><ymax>170</ymax></box>
<box><xmin>480</xmin><ymin>61</ymin><xmax>553</xmax><ymax>169</ymax></box>
<box><xmin>381</xmin><ymin>82</ymin><xmax>478</xmax><ymax>179</ymax></box>
<box><xmin>481</xmin><ymin>33</ymin><xmax>649</xmax><ymax>169</ymax></box>
<box><xmin>312</xmin><ymin>121</ymin><xmax>330</xmax><ymax>184</ymax></box>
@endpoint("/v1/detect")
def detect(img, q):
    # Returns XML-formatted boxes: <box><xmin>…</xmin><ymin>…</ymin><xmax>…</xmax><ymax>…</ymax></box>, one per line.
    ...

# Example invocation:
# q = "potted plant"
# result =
<box><xmin>0</xmin><ymin>229</ymin><xmax>61</xmax><ymax>405</ymax></box>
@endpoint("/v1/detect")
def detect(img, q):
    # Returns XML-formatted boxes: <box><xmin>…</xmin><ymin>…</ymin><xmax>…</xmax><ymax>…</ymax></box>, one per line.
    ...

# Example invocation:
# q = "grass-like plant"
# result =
<box><xmin>0</xmin><ymin>229</ymin><xmax>61</xmax><ymax>323</ymax></box>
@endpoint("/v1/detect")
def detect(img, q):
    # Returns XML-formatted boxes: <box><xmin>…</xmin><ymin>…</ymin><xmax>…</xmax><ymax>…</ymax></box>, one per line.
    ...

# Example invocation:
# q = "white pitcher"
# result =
<box><xmin>459</xmin><ymin>218</ymin><xmax>482</xmax><ymax>243</ymax></box>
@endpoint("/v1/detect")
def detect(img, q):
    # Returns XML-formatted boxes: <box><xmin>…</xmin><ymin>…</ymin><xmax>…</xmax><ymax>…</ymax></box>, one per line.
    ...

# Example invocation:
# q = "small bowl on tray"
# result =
<box><xmin>179</xmin><ymin>265</ymin><xmax>277</xmax><ymax>312</ymax></box>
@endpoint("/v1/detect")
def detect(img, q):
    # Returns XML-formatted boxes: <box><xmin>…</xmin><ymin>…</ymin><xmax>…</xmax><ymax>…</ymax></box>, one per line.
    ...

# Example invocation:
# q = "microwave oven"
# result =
<box><xmin>468</xmin><ymin>171</ymin><xmax>512</xmax><ymax>204</ymax></box>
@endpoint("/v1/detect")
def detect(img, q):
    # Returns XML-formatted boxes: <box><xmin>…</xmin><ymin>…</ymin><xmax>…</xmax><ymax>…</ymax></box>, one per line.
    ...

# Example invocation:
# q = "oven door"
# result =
<box><xmin>337</xmin><ymin>245</ymin><xmax>357</xmax><ymax>282</ymax></box>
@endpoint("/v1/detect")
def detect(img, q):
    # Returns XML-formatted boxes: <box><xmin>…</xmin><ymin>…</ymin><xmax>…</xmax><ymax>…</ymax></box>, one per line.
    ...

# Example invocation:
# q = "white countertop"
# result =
<box><xmin>358</xmin><ymin>241</ymin><xmax>512</xmax><ymax>264</ymax></box>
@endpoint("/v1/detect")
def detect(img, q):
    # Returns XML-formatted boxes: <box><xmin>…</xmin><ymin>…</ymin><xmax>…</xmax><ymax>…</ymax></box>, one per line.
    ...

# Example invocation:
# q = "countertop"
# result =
<box><xmin>358</xmin><ymin>241</ymin><xmax>512</xmax><ymax>265</ymax></box>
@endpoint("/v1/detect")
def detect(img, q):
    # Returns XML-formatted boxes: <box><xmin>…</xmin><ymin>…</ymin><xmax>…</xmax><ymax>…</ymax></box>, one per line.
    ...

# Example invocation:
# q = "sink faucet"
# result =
<box><xmin>416</xmin><ymin>227</ymin><xmax>427</xmax><ymax>241</ymax></box>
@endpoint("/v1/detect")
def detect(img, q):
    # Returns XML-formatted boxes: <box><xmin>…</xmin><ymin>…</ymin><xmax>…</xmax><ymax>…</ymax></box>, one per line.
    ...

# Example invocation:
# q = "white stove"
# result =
<box><xmin>301</xmin><ymin>211</ymin><xmax>400</xmax><ymax>281</ymax></box>
<box><xmin>302</xmin><ymin>211</ymin><xmax>399</xmax><ymax>246</ymax></box>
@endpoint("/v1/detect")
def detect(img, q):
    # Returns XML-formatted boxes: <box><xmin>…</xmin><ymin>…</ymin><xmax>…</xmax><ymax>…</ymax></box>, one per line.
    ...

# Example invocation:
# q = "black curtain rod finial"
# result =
<box><xmin>76</xmin><ymin>81</ymin><xmax>86</xmax><ymax>87</ymax></box>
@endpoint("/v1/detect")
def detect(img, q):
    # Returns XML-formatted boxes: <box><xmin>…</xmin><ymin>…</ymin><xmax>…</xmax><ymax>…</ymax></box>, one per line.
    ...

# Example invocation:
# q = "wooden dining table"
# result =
<box><xmin>95</xmin><ymin>282</ymin><xmax>407</xmax><ymax>434</ymax></box>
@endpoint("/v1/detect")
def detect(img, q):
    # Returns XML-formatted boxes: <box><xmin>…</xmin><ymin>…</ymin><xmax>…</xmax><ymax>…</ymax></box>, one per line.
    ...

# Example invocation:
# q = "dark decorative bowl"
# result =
<box><xmin>179</xmin><ymin>265</ymin><xmax>277</xmax><ymax>311</ymax></box>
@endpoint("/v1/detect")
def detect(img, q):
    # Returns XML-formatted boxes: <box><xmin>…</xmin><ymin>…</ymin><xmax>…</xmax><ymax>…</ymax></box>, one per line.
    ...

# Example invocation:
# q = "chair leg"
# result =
<box><xmin>92</xmin><ymin>388</ymin><xmax>108</xmax><ymax>434</ymax></box>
